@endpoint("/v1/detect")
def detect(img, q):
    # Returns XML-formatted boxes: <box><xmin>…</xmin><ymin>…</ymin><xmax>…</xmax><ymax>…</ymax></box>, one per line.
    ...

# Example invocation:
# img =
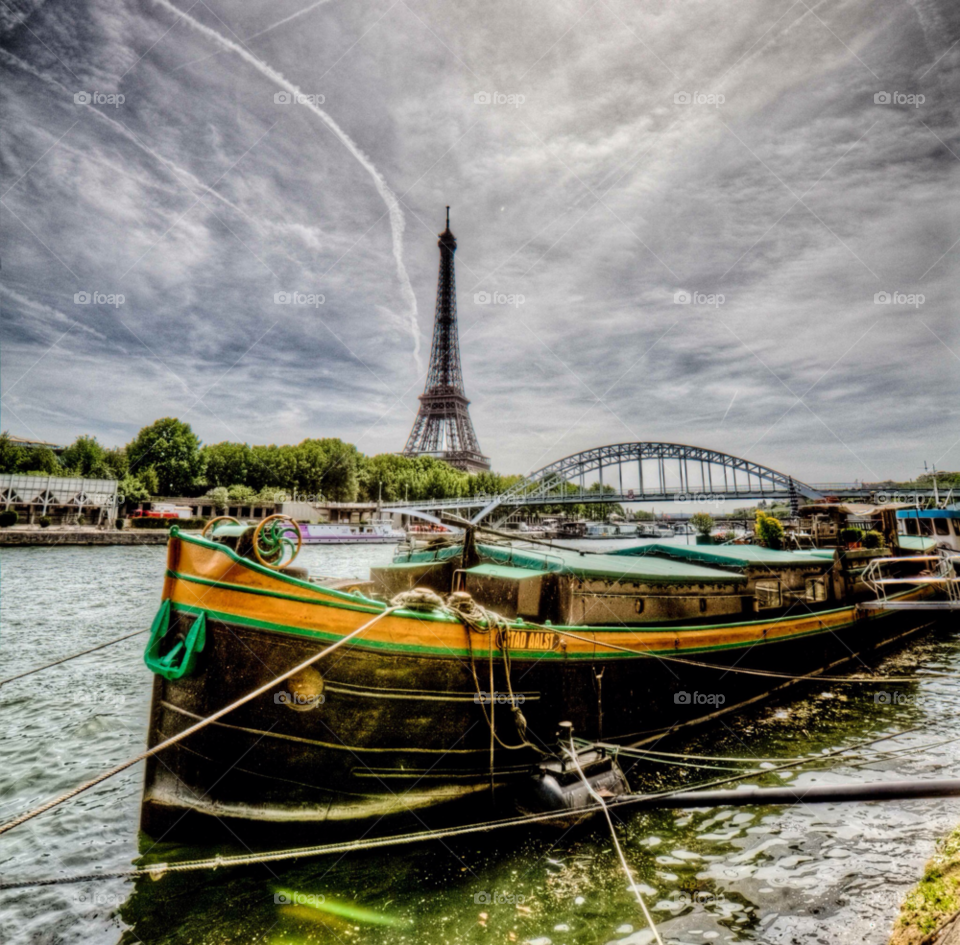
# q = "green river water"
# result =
<box><xmin>1</xmin><ymin>541</ymin><xmax>958</xmax><ymax>945</ymax></box>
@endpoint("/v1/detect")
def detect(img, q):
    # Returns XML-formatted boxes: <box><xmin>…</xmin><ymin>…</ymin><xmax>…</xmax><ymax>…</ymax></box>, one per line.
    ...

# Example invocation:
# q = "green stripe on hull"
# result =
<box><xmin>167</xmin><ymin>530</ymin><xmax>921</xmax><ymax>659</ymax></box>
<box><xmin>168</xmin><ymin>599</ymin><xmax>899</xmax><ymax>660</ymax></box>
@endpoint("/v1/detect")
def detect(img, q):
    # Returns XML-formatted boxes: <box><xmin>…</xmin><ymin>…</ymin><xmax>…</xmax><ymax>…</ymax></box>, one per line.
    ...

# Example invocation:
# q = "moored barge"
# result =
<box><xmin>140</xmin><ymin>517</ymin><xmax>948</xmax><ymax>838</ymax></box>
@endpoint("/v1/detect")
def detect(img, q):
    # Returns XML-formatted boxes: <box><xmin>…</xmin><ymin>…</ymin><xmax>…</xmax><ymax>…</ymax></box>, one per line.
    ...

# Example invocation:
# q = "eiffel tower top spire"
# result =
<box><xmin>401</xmin><ymin>208</ymin><xmax>490</xmax><ymax>473</ymax></box>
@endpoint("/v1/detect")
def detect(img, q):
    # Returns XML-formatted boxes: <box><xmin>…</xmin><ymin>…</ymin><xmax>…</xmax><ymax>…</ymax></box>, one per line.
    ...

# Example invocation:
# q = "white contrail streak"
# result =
<box><xmin>2</xmin><ymin>50</ymin><xmax>250</xmax><ymax>223</ymax></box>
<box><xmin>245</xmin><ymin>0</ymin><xmax>336</xmax><ymax>41</ymax></box>
<box><xmin>151</xmin><ymin>0</ymin><xmax>422</xmax><ymax>366</ymax></box>
<box><xmin>172</xmin><ymin>0</ymin><xmax>337</xmax><ymax>74</ymax></box>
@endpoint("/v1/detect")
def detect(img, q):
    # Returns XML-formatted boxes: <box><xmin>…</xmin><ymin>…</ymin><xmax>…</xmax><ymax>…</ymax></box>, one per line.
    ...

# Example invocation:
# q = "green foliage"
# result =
<box><xmin>690</xmin><ymin>512</ymin><xmax>714</xmax><ymax>537</ymax></box>
<box><xmin>137</xmin><ymin>466</ymin><xmax>160</xmax><ymax>496</ymax></box>
<box><xmin>755</xmin><ymin>510</ymin><xmax>784</xmax><ymax>549</ymax></box>
<box><xmin>119</xmin><ymin>474</ymin><xmax>151</xmax><ymax>505</ymax></box>
<box><xmin>227</xmin><ymin>484</ymin><xmax>258</xmax><ymax>503</ymax></box>
<box><xmin>202</xmin><ymin>484</ymin><xmax>281</xmax><ymax>510</ymax></box>
<box><xmin>127</xmin><ymin>418</ymin><xmax>204</xmax><ymax>496</ymax></box>
<box><xmin>102</xmin><ymin>447</ymin><xmax>128</xmax><ymax>479</ymax></box>
<box><xmin>60</xmin><ymin>435</ymin><xmax>113</xmax><ymax>477</ymax></box>
<box><xmin>38</xmin><ymin>515</ymin><xmax>52</xmax><ymax>528</ymax></box>
<box><xmin>129</xmin><ymin>517</ymin><xmax>208</xmax><ymax>530</ymax></box>
<box><xmin>917</xmin><ymin>470</ymin><xmax>960</xmax><ymax>489</ymax></box>
<box><xmin>253</xmin><ymin>489</ymin><xmax>286</xmax><ymax>506</ymax></box>
<box><xmin>0</xmin><ymin>509</ymin><xmax>19</xmax><ymax>527</ymax></box>
<box><xmin>839</xmin><ymin>527</ymin><xmax>864</xmax><ymax>546</ymax></box>
<box><xmin>0</xmin><ymin>433</ymin><xmax>24</xmax><ymax>473</ymax></box>
<box><xmin>0</xmin><ymin>434</ymin><xmax>66</xmax><ymax>476</ymax></box>
<box><xmin>2</xmin><ymin>420</ymin><xmax>529</xmax><ymax>509</ymax></box>
<box><xmin>862</xmin><ymin>530</ymin><xmax>885</xmax><ymax>549</ymax></box>
<box><xmin>248</xmin><ymin>444</ymin><xmax>298</xmax><ymax>492</ymax></box>
<box><xmin>303</xmin><ymin>438</ymin><xmax>360</xmax><ymax>501</ymax></box>
<box><xmin>897</xmin><ymin>822</ymin><xmax>960</xmax><ymax>936</ymax></box>
<box><xmin>203</xmin><ymin>486</ymin><xmax>230</xmax><ymax>511</ymax></box>
<box><xmin>19</xmin><ymin>447</ymin><xmax>62</xmax><ymax>474</ymax></box>
<box><xmin>202</xmin><ymin>442</ymin><xmax>254</xmax><ymax>488</ymax></box>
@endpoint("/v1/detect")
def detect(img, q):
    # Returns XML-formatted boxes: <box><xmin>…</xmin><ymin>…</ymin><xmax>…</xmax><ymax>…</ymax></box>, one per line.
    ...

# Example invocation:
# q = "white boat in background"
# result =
<box><xmin>581</xmin><ymin>522</ymin><xmax>639</xmax><ymax>539</ymax></box>
<box><xmin>298</xmin><ymin>521</ymin><xmax>404</xmax><ymax>545</ymax></box>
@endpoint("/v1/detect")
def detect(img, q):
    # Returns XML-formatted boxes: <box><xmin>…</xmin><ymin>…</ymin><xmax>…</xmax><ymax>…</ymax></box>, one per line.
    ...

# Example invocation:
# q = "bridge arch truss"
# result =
<box><xmin>470</xmin><ymin>442</ymin><xmax>821</xmax><ymax>522</ymax></box>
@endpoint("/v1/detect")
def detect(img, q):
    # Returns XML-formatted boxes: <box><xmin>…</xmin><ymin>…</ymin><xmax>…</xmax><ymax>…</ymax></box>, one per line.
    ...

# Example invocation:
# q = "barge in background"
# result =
<box><xmin>298</xmin><ymin>520</ymin><xmax>404</xmax><ymax>544</ymax></box>
<box><xmin>139</xmin><ymin>516</ymin><xmax>951</xmax><ymax>839</ymax></box>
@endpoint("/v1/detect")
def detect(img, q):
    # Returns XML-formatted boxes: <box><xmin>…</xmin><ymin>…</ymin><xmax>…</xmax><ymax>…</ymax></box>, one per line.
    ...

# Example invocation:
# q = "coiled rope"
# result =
<box><xmin>448</xmin><ymin>592</ymin><xmax>544</xmax><ymax>754</ymax></box>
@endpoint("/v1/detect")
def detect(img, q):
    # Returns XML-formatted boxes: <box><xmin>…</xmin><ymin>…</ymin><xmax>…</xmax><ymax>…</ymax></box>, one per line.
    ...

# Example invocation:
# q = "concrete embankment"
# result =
<box><xmin>891</xmin><ymin>824</ymin><xmax>960</xmax><ymax>945</ymax></box>
<box><xmin>0</xmin><ymin>528</ymin><xmax>186</xmax><ymax>546</ymax></box>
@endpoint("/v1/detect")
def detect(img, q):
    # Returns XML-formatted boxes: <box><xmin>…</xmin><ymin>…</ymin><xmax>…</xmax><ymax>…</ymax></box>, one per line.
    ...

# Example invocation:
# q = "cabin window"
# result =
<box><xmin>905</xmin><ymin>518</ymin><xmax>919</xmax><ymax>535</ymax></box>
<box><xmin>953</xmin><ymin>520</ymin><xmax>960</xmax><ymax>536</ymax></box>
<box><xmin>805</xmin><ymin>577</ymin><xmax>827</xmax><ymax>602</ymax></box>
<box><xmin>921</xmin><ymin>519</ymin><xmax>935</xmax><ymax>536</ymax></box>
<box><xmin>634</xmin><ymin>599</ymin><xmax>644</xmax><ymax>614</ymax></box>
<box><xmin>699</xmin><ymin>598</ymin><xmax>707</xmax><ymax>613</ymax></box>
<box><xmin>935</xmin><ymin>518</ymin><xmax>950</xmax><ymax>536</ymax></box>
<box><xmin>755</xmin><ymin>581</ymin><xmax>782</xmax><ymax>610</ymax></box>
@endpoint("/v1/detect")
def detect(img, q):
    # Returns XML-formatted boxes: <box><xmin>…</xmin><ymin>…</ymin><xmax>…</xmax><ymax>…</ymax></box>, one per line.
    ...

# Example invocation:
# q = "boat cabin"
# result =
<box><xmin>897</xmin><ymin>508</ymin><xmax>960</xmax><ymax>553</ymax></box>
<box><xmin>371</xmin><ymin>539</ymin><xmax>843</xmax><ymax>626</ymax></box>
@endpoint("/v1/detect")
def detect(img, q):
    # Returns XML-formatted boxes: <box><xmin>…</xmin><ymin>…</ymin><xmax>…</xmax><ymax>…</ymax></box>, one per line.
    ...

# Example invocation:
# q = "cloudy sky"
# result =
<box><xmin>1</xmin><ymin>0</ymin><xmax>958</xmax><ymax>483</ymax></box>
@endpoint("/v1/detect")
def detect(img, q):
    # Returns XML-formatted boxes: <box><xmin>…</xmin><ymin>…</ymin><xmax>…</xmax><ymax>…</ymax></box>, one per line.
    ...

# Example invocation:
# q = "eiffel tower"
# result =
<box><xmin>402</xmin><ymin>208</ymin><xmax>490</xmax><ymax>473</ymax></box>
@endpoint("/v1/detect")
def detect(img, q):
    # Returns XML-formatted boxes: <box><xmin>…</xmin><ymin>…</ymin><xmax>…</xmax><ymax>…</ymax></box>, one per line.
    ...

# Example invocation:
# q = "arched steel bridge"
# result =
<box><xmin>383</xmin><ymin>442</ymin><xmax>833</xmax><ymax>525</ymax></box>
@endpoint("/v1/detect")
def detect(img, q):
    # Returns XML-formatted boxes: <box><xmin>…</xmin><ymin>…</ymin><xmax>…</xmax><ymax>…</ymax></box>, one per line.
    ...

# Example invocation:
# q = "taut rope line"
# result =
<box><xmin>0</xmin><ymin>605</ymin><xmax>402</xmax><ymax>838</ymax></box>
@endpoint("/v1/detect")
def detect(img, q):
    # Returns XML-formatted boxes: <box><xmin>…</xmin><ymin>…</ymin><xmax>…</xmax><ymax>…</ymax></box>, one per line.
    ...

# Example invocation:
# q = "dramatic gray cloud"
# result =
<box><xmin>1</xmin><ymin>0</ymin><xmax>958</xmax><ymax>481</ymax></box>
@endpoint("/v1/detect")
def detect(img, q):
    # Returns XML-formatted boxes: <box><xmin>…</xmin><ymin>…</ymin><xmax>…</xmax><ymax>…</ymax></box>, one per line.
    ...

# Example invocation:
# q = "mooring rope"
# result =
<box><xmin>553</xmin><ymin>627</ymin><xmax>954</xmax><ymax>684</ymax></box>
<box><xmin>0</xmin><ymin>606</ymin><xmax>402</xmax><ymax>838</ymax></box>
<box><xmin>564</xmin><ymin>739</ymin><xmax>664</xmax><ymax>945</ymax></box>
<box><xmin>446</xmin><ymin>591</ymin><xmax>546</xmax><ymax>755</ymax></box>
<box><xmin>4</xmin><ymin>719</ymin><xmax>944</xmax><ymax>890</ymax></box>
<box><xmin>0</xmin><ymin>629</ymin><xmax>149</xmax><ymax>688</ymax></box>
<box><xmin>579</xmin><ymin>742</ymin><xmax>812</xmax><ymax>764</ymax></box>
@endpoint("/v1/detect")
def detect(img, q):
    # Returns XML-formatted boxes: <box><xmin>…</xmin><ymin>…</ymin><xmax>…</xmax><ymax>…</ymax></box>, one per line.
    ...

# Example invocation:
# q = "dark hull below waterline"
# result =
<box><xmin>140</xmin><ymin>607</ymin><xmax>940</xmax><ymax>841</ymax></box>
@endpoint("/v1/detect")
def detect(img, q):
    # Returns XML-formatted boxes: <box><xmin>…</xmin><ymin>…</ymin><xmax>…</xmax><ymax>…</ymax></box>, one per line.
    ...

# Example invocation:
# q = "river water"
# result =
<box><xmin>1</xmin><ymin>540</ymin><xmax>958</xmax><ymax>945</ymax></box>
